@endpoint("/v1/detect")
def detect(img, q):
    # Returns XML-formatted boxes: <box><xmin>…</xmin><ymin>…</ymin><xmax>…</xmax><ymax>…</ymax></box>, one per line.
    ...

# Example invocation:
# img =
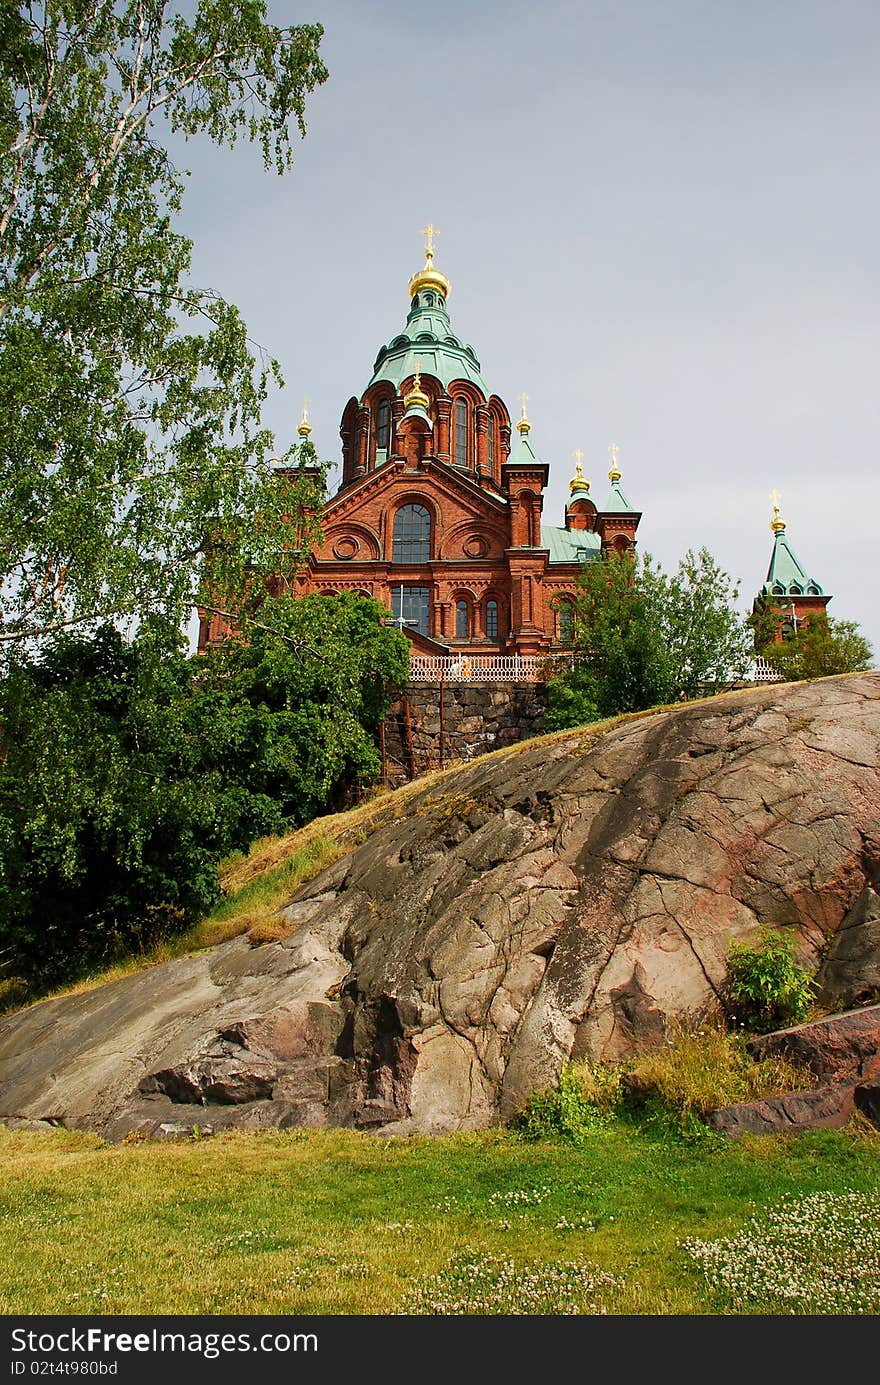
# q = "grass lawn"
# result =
<box><xmin>2</xmin><ymin>1117</ymin><xmax>878</xmax><ymax>1316</ymax></box>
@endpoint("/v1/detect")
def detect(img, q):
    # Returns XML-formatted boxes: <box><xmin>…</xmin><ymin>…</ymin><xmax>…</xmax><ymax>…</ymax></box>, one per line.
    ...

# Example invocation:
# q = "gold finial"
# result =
<box><xmin>517</xmin><ymin>391</ymin><xmax>530</xmax><ymax>434</ymax></box>
<box><xmin>409</xmin><ymin>224</ymin><xmax>451</xmax><ymax>300</ymax></box>
<box><xmin>421</xmin><ymin>223</ymin><xmax>439</xmax><ymax>262</ymax></box>
<box><xmin>570</xmin><ymin>449</ymin><xmax>589</xmax><ymax>495</ymax></box>
<box><xmin>403</xmin><ymin>362</ymin><xmax>430</xmax><ymax>411</ymax></box>
<box><xmin>608</xmin><ymin>441</ymin><xmax>621</xmax><ymax>482</ymax></box>
<box><xmin>770</xmin><ymin>488</ymin><xmax>785</xmax><ymax>533</ymax></box>
<box><xmin>297</xmin><ymin>397</ymin><xmax>311</xmax><ymax>437</ymax></box>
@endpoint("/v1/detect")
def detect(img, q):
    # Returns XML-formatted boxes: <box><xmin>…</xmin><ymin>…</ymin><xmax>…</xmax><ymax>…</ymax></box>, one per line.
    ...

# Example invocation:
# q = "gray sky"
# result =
<box><xmin>176</xmin><ymin>0</ymin><xmax>879</xmax><ymax>657</ymax></box>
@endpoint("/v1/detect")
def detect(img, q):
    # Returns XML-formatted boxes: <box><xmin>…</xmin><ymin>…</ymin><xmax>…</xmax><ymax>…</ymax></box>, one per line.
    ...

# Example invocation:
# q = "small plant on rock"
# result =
<box><xmin>721</xmin><ymin>930</ymin><xmax>816</xmax><ymax>1034</ymax></box>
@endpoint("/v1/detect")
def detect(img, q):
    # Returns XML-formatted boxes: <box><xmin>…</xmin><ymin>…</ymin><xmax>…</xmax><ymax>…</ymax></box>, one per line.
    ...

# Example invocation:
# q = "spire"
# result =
<box><xmin>407</xmin><ymin>223</ymin><xmax>451</xmax><ymax>301</ymax></box>
<box><xmin>297</xmin><ymin>397</ymin><xmax>312</xmax><ymax>438</ymax></box>
<box><xmin>762</xmin><ymin>492</ymin><xmax>828</xmax><ymax>597</ymax></box>
<box><xmin>601</xmin><ymin>442</ymin><xmax>636</xmax><ymax>513</ymax></box>
<box><xmin>569</xmin><ymin>448</ymin><xmax>590</xmax><ymax>499</ymax></box>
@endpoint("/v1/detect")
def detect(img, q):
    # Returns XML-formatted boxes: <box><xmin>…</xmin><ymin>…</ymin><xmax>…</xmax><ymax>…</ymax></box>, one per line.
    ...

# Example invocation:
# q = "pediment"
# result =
<box><xmin>325</xmin><ymin>458</ymin><xmax>509</xmax><ymax>528</ymax></box>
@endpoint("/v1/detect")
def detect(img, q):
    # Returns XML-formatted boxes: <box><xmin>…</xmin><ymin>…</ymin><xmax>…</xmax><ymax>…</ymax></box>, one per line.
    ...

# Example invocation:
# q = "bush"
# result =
<box><xmin>514</xmin><ymin>1063</ymin><xmax>620</xmax><ymax>1144</ymax></box>
<box><xmin>721</xmin><ymin>931</ymin><xmax>816</xmax><ymax>1034</ymax></box>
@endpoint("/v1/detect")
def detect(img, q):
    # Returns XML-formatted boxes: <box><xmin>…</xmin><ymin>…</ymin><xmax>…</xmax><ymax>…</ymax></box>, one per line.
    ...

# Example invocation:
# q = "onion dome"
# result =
<box><xmin>401</xmin><ymin>364</ymin><xmax>433</xmax><ymax>429</ymax></box>
<box><xmin>368</xmin><ymin>229</ymin><xmax>486</xmax><ymax>394</ymax></box>
<box><xmin>408</xmin><ymin>223</ymin><xmax>451</xmax><ymax>301</ymax></box>
<box><xmin>569</xmin><ymin>449</ymin><xmax>591</xmax><ymax>501</ymax></box>
<box><xmin>297</xmin><ymin>399</ymin><xmax>312</xmax><ymax>437</ymax></box>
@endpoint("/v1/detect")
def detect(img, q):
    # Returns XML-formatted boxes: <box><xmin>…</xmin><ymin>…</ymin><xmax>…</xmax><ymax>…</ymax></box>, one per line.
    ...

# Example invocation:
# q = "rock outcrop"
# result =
<box><xmin>2</xmin><ymin>673</ymin><xmax>879</xmax><ymax>1139</ymax></box>
<box><xmin>707</xmin><ymin>1005</ymin><xmax>880</xmax><ymax>1137</ymax></box>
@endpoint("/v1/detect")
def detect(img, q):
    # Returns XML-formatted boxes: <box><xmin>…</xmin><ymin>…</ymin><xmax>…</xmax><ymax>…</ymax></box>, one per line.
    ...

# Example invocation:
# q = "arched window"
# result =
<box><xmin>455</xmin><ymin>600</ymin><xmax>469</xmax><ymax>638</ymax></box>
<box><xmin>376</xmin><ymin>399</ymin><xmax>391</xmax><ymax>452</ymax></box>
<box><xmin>486</xmin><ymin>599</ymin><xmax>499</xmax><ymax>640</ymax></box>
<box><xmin>487</xmin><ymin>414</ymin><xmax>495</xmax><ymax>470</ymax></box>
<box><xmin>392</xmin><ymin>504</ymin><xmax>431</xmax><ymax>562</ymax></box>
<box><xmin>558</xmin><ymin>603</ymin><xmax>575</xmax><ymax>645</ymax></box>
<box><xmin>454</xmin><ymin>398</ymin><xmax>468</xmax><ymax>466</ymax></box>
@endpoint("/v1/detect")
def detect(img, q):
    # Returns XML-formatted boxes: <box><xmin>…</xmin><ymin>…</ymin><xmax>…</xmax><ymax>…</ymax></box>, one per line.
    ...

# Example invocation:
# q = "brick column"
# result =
<box><xmin>391</xmin><ymin>397</ymin><xmax>405</xmax><ymax>461</ymax></box>
<box><xmin>475</xmin><ymin>404</ymin><xmax>489</xmax><ymax>476</ymax></box>
<box><xmin>356</xmin><ymin>406</ymin><xmax>370</xmax><ymax>476</ymax></box>
<box><xmin>435</xmin><ymin>397</ymin><xmax>452</xmax><ymax>463</ymax></box>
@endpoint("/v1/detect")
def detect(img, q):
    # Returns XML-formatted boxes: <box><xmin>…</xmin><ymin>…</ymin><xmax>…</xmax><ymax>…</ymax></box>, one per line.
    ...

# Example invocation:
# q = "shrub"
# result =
<box><xmin>721</xmin><ymin>930</ymin><xmax>816</xmax><ymax>1034</ymax></box>
<box><xmin>514</xmin><ymin>1063</ymin><xmax>621</xmax><ymax>1144</ymax></box>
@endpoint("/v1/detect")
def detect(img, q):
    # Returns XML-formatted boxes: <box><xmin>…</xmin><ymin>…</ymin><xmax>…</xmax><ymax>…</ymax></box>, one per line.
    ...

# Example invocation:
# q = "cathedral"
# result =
<box><xmin>279</xmin><ymin>231</ymin><xmax>641</xmax><ymax>659</ymax></box>
<box><xmin>199</xmin><ymin>232</ymin><xmax>833</xmax><ymax>666</ymax></box>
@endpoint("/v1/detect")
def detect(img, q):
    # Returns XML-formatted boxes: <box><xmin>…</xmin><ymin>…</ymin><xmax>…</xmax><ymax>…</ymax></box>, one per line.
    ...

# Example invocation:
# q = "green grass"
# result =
<box><xmin>1</xmin><ymin>1117</ymin><xmax>877</xmax><ymax>1315</ymax></box>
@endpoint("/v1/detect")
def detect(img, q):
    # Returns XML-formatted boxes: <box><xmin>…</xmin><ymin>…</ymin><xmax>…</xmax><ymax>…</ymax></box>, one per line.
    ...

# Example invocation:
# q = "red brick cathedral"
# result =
<box><xmin>282</xmin><ymin>233</ymin><xmax>642</xmax><ymax>658</ymax></box>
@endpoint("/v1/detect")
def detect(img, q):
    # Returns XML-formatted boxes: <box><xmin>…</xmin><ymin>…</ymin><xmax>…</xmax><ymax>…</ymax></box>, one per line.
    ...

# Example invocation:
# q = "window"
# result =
<box><xmin>558</xmin><ymin>603</ymin><xmax>574</xmax><ymax>645</ymax></box>
<box><xmin>455</xmin><ymin>600</ymin><xmax>469</xmax><ymax>638</ymax></box>
<box><xmin>454</xmin><ymin>398</ymin><xmax>468</xmax><ymax>466</ymax></box>
<box><xmin>487</xmin><ymin>414</ymin><xmax>495</xmax><ymax>470</ymax></box>
<box><xmin>392</xmin><ymin>504</ymin><xmax>431</xmax><ymax>562</ymax></box>
<box><xmin>376</xmin><ymin>399</ymin><xmax>391</xmax><ymax>451</ymax></box>
<box><xmin>391</xmin><ymin>586</ymin><xmax>430</xmax><ymax>637</ymax></box>
<box><xmin>486</xmin><ymin>599</ymin><xmax>498</xmax><ymax>640</ymax></box>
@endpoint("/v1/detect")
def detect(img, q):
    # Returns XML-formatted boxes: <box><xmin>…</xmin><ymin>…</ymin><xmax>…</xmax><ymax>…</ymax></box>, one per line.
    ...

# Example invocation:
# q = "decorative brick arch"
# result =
<box><xmin>322</xmin><ymin>521</ymin><xmax>382</xmax><ymax>562</ymax></box>
<box><xmin>438</xmin><ymin>518</ymin><xmax>508</xmax><ymax>561</ymax></box>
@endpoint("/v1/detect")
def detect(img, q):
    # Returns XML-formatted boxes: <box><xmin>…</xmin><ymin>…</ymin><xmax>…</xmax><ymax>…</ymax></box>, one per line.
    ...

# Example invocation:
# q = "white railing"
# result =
<box><xmin>749</xmin><ymin>656</ymin><xmax>783</xmax><ymax>683</ymax></box>
<box><xmin>408</xmin><ymin>653</ymin><xmax>783</xmax><ymax>686</ymax></box>
<box><xmin>409</xmin><ymin>654</ymin><xmax>547</xmax><ymax>684</ymax></box>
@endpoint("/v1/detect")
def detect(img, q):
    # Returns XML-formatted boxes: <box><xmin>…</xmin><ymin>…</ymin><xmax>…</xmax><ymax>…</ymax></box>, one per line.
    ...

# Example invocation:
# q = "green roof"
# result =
<box><xmin>762</xmin><ymin>527</ymin><xmax>828</xmax><ymax>598</ymax></box>
<box><xmin>506</xmin><ymin>428</ymin><xmax>544</xmax><ymax>468</ymax></box>
<box><xmin>541</xmin><ymin>525</ymin><xmax>601</xmax><ymax>564</ymax></box>
<box><xmin>368</xmin><ymin>287</ymin><xmax>488</xmax><ymax>395</ymax></box>
<box><xmin>601</xmin><ymin>477</ymin><xmax>637</xmax><ymax>513</ymax></box>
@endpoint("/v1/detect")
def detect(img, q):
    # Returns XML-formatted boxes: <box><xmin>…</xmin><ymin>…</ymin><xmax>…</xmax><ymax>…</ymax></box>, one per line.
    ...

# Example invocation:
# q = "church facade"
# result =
<box><xmin>277</xmin><ymin>234</ymin><xmax>642</xmax><ymax>658</ymax></box>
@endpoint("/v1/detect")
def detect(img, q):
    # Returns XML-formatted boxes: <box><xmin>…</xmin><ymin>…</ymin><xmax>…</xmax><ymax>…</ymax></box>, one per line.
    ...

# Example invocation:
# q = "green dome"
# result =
<box><xmin>367</xmin><ymin>287</ymin><xmax>488</xmax><ymax>396</ymax></box>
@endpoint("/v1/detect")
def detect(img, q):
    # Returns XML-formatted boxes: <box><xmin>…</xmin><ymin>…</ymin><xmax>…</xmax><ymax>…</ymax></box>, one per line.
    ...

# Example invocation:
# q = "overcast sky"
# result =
<box><xmin>175</xmin><ymin>0</ymin><xmax>879</xmax><ymax>658</ymax></box>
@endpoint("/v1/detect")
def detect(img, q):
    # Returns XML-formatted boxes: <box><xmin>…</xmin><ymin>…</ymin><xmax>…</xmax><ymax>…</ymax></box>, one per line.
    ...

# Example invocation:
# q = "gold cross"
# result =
<box><xmin>301</xmin><ymin>396</ymin><xmax>310</xmax><ymax>424</ymax></box>
<box><xmin>412</xmin><ymin>364</ymin><xmax>421</xmax><ymax>389</ymax></box>
<box><xmin>519</xmin><ymin>392</ymin><xmax>529</xmax><ymax>420</ymax></box>
<box><xmin>573</xmin><ymin>449</ymin><xmax>584</xmax><ymax>468</ymax></box>
<box><xmin>421</xmin><ymin>224</ymin><xmax>439</xmax><ymax>259</ymax></box>
<box><xmin>609</xmin><ymin>442</ymin><xmax>619</xmax><ymax>466</ymax></box>
<box><xmin>770</xmin><ymin>488</ymin><xmax>782</xmax><ymax>510</ymax></box>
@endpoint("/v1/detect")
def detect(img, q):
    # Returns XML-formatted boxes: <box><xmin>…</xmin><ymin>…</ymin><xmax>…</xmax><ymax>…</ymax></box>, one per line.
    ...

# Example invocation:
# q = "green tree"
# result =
<box><xmin>752</xmin><ymin>605</ymin><xmax>874</xmax><ymax>681</ymax></box>
<box><xmin>0</xmin><ymin>595</ymin><xmax>409</xmax><ymax>987</ymax></box>
<box><xmin>0</xmin><ymin>1</ymin><xmax>328</xmax><ymax>655</ymax></box>
<box><xmin>546</xmin><ymin>547</ymin><xmax>750</xmax><ymax>728</ymax></box>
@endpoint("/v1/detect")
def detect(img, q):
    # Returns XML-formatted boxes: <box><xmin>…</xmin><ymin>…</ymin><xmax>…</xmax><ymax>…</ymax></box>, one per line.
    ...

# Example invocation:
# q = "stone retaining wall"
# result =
<box><xmin>383</xmin><ymin>682</ymin><xmax>548</xmax><ymax>784</ymax></box>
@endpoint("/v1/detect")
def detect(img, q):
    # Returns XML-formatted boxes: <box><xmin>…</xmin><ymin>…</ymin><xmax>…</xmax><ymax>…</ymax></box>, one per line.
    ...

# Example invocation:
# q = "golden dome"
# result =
<box><xmin>408</xmin><ymin>223</ymin><xmax>451</xmax><ymax>300</ymax></box>
<box><xmin>297</xmin><ymin>399</ymin><xmax>312</xmax><ymax>437</ymax></box>
<box><xmin>569</xmin><ymin>449</ymin><xmax>590</xmax><ymax>495</ymax></box>
<box><xmin>403</xmin><ymin>364</ymin><xmax>430</xmax><ymax>411</ymax></box>
<box><xmin>608</xmin><ymin>442</ymin><xmax>621</xmax><ymax>482</ymax></box>
<box><xmin>517</xmin><ymin>391</ymin><xmax>531</xmax><ymax>434</ymax></box>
